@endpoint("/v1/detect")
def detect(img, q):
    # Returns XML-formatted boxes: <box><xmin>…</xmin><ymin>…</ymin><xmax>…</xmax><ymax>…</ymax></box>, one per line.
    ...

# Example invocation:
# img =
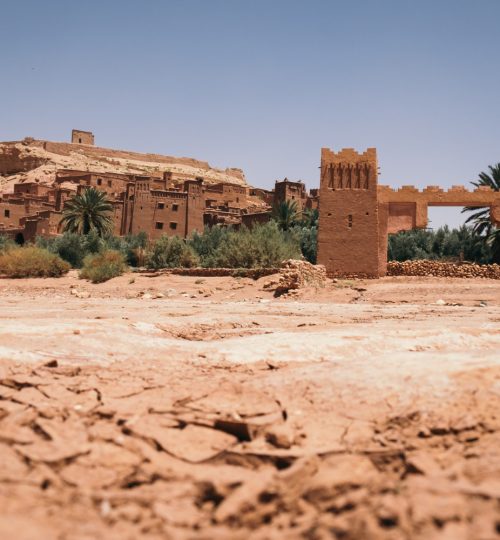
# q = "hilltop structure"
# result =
<box><xmin>317</xmin><ymin>147</ymin><xmax>500</xmax><ymax>277</ymax></box>
<box><xmin>0</xmin><ymin>131</ymin><xmax>317</xmax><ymax>242</ymax></box>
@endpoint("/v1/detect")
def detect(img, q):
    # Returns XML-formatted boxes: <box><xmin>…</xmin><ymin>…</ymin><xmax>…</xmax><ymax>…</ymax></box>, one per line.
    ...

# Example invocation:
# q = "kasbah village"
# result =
<box><xmin>1</xmin><ymin>128</ymin><xmax>500</xmax><ymax>540</ymax></box>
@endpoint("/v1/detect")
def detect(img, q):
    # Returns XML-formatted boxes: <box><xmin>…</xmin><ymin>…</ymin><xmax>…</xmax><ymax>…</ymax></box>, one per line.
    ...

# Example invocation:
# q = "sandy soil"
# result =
<box><xmin>0</xmin><ymin>272</ymin><xmax>499</xmax><ymax>539</ymax></box>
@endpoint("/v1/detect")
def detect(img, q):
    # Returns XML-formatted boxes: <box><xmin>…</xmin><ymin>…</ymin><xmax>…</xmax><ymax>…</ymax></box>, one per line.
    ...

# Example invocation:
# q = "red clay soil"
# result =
<box><xmin>0</xmin><ymin>271</ymin><xmax>499</xmax><ymax>539</ymax></box>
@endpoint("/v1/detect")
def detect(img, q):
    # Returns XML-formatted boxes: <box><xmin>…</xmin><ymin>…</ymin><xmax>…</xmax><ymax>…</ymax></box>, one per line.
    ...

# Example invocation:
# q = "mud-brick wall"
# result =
<box><xmin>129</xmin><ymin>191</ymin><xmax>189</xmax><ymax>240</ymax></box>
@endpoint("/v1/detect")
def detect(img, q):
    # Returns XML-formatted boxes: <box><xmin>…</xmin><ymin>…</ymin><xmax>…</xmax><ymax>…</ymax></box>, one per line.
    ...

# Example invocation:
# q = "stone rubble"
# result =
<box><xmin>264</xmin><ymin>259</ymin><xmax>327</xmax><ymax>297</ymax></box>
<box><xmin>387</xmin><ymin>260</ymin><xmax>500</xmax><ymax>279</ymax></box>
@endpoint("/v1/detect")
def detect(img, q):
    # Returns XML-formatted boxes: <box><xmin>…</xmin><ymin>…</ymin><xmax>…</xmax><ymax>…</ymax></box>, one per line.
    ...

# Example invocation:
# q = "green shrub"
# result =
<box><xmin>37</xmin><ymin>232</ymin><xmax>104</xmax><ymax>268</ymax></box>
<box><xmin>188</xmin><ymin>226</ymin><xmax>229</xmax><ymax>268</ymax></box>
<box><xmin>79</xmin><ymin>250</ymin><xmax>127</xmax><ymax>283</ymax></box>
<box><xmin>210</xmin><ymin>222</ymin><xmax>301</xmax><ymax>268</ymax></box>
<box><xmin>295</xmin><ymin>225</ymin><xmax>317</xmax><ymax>264</ymax></box>
<box><xmin>146</xmin><ymin>235</ymin><xmax>199</xmax><ymax>269</ymax></box>
<box><xmin>0</xmin><ymin>235</ymin><xmax>15</xmax><ymax>253</ymax></box>
<box><xmin>388</xmin><ymin>226</ymin><xmax>493</xmax><ymax>264</ymax></box>
<box><xmin>0</xmin><ymin>246</ymin><xmax>70</xmax><ymax>278</ymax></box>
<box><xmin>104</xmin><ymin>232</ymin><xmax>148</xmax><ymax>266</ymax></box>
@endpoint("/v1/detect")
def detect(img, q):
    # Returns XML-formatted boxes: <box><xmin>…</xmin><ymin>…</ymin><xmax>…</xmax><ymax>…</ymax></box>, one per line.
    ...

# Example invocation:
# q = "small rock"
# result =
<box><xmin>100</xmin><ymin>500</ymin><xmax>111</xmax><ymax>518</ymax></box>
<box><xmin>153</xmin><ymin>293</ymin><xmax>164</xmax><ymax>299</ymax></box>
<box><xmin>266</xmin><ymin>424</ymin><xmax>295</xmax><ymax>449</ymax></box>
<box><xmin>142</xmin><ymin>293</ymin><xmax>152</xmax><ymax>300</ymax></box>
<box><xmin>434</xmin><ymin>299</ymin><xmax>446</xmax><ymax>306</ymax></box>
<box><xmin>73</xmin><ymin>329</ymin><xmax>81</xmax><ymax>335</ymax></box>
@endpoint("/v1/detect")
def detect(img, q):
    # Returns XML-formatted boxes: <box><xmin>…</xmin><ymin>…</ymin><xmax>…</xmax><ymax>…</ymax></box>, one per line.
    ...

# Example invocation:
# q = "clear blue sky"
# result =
<box><xmin>1</xmin><ymin>0</ymin><xmax>499</xmax><ymax>227</ymax></box>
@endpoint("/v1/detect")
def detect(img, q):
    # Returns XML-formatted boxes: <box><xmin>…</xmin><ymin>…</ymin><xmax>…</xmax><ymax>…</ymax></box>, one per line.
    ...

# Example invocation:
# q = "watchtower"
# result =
<box><xmin>71</xmin><ymin>129</ymin><xmax>94</xmax><ymax>145</ymax></box>
<box><xmin>317</xmin><ymin>147</ymin><xmax>383</xmax><ymax>277</ymax></box>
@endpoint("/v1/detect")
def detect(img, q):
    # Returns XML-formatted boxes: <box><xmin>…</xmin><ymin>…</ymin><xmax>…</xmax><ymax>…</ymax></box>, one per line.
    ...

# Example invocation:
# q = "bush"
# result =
<box><xmin>0</xmin><ymin>235</ymin><xmax>15</xmax><ymax>253</ymax></box>
<box><xmin>388</xmin><ymin>226</ymin><xmax>493</xmax><ymax>264</ymax></box>
<box><xmin>104</xmin><ymin>232</ymin><xmax>148</xmax><ymax>266</ymax></box>
<box><xmin>37</xmin><ymin>232</ymin><xmax>149</xmax><ymax>268</ymax></box>
<box><xmin>146</xmin><ymin>235</ymin><xmax>199</xmax><ymax>269</ymax></box>
<box><xmin>37</xmin><ymin>232</ymin><xmax>102</xmax><ymax>268</ymax></box>
<box><xmin>0</xmin><ymin>246</ymin><xmax>70</xmax><ymax>278</ymax></box>
<box><xmin>188</xmin><ymin>226</ymin><xmax>230</xmax><ymax>268</ymax></box>
<box><xmin>79</xmin><ymin>250</ymin><xmax>127</xmax><ymax>283</ymax></box>
<box><xmin>210</xmin><ymin>222</ymin><xmax>301</xmax><ymax>268</ymax></box>
<box><xmin>295</xmin><ymin>225</ymin><xmax>317</xmax><ymax>264</ymax></box>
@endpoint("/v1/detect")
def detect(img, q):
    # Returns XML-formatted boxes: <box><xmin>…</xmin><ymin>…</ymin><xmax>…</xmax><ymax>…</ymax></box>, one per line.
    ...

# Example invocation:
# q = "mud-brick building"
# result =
<box><xmin>21</xmin><ymin>210</ymin><xmax>62</xmax><ymax>241</ymax></box>
<box><xmin>121</xmin><ymin>178</ymin><xmax>204</xmax><ymax>240</ymax></box>
<box><xmin>274</xmin><ymin>179</ymin><xmax>308</xmax><ymax>210</ymax></box>
<box><xmin>71</xmin><ymin>129</ymin><xmax>94</xmax><ymax>145</ymax></box>
<box><xmin>204</xmin><ymin>182</ymin><xmax>248</xmax><ymax>210</ymax></box>
<box><xmin>0</xmin><ymin>182</ymin><xmax>56</xmax><ymax>232</ymax></box>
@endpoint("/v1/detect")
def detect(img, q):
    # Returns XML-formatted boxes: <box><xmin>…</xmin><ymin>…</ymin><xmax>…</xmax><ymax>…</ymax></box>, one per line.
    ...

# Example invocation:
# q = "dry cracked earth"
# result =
<box><xmin>0</xmin><ymin>271</ymin><xmax>499</xmax><ymax>539</ymax></box>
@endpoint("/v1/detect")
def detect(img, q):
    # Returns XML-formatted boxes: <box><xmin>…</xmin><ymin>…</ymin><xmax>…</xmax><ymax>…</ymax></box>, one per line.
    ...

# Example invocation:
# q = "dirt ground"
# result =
<box><xmin>0</xmin><ymin>271</ymin><xmax>499</xmax><ymax>539</ymax></box>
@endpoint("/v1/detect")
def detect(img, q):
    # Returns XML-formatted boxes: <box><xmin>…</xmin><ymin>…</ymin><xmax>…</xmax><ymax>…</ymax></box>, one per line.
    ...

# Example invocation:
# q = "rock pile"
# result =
<box><xmin>387</xmin><ymin>260</ymin><xmax>500</xmax><ymax>279</ymax></box>
<box><xmin>264</xmin><ymin>259</ymin><xmax>327</xmax><ymax>296</ymax></box>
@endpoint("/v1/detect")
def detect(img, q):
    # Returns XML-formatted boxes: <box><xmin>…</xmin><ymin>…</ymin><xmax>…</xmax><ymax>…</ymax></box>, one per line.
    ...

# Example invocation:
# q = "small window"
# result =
<box><xmin>78</xmin><ymin>138</ymin><xmax>82</xmax><ymax>143</ymax></box>
<box><xmin>348</xmin><ymin>215</ymin><xmax>353</xmax><ymax>229</ymax></box>
<box><xmin>107</xmin><ymin>180</ymin><xmax>112</xmax><ymax>187</ymax></box>
<box><xmin>155</xmin><ymin>222</ymin><xmax>164</xmax><ymax>230</ymax></box>
<box><xmin>158</xmin><ymin>202</ymin><xmax>165</xmax><ymax>209</ymax></box>
<box><xmin>172</xmin><ymin>204</ymin><xmax>179</xmax><ymax>212</ymax></box>
<box><xmin>4</xmin><ymin>209</ymin><xmax>10</xmax><ymax>218</ymax></box>
<box><xmin>97</xmin><ymin>178</ymin><xmax>102</xmax><ymax>186</ymax></box>
<box><xmin>169</xmin><ymin>222</ymin><xmax>177</xmax><ymax>230</ymax></box>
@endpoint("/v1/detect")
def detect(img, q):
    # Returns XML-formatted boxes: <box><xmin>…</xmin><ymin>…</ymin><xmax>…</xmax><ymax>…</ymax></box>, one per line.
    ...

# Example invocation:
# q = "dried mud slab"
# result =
<box><xmin>0</xmin><ymin>357</ymin><xmax>499</xmax><ymax>539</ymax></box>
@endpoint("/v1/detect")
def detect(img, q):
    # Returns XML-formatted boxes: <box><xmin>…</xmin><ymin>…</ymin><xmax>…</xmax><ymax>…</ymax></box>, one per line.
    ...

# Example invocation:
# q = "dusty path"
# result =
<box><xmin>0</xmin><ymin>273</ymin><xmax>499</xmax><ymax>539</ymax></box>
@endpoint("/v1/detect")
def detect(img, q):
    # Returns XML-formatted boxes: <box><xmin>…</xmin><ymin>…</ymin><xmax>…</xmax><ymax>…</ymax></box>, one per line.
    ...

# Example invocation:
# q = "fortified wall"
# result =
<box><xmin>317</xmin><ymin>147</ymin><xmax>500</xmax><ymax>277</ymax></box>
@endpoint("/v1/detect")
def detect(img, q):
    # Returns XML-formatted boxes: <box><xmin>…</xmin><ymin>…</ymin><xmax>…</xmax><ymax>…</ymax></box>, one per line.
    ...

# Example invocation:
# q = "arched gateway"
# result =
<box><xmin>317</xmin><ymin>147</ymin><xmax>500</xmax><ymax>278</ymax></box>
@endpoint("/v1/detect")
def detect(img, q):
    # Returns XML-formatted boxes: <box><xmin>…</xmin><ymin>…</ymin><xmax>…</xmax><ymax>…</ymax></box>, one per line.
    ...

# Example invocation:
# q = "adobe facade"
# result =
<box><xmin>317</xmin><ymin>147</ymin><xmax>500</xmax><ymax>277</ymax></box>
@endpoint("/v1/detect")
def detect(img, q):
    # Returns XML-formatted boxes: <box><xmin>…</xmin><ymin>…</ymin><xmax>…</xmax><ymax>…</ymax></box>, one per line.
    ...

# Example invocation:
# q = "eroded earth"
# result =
<box><xmin>0</xmin><ymin>271</ymin><xmax>499</xmax><ymax>539</ymax></box>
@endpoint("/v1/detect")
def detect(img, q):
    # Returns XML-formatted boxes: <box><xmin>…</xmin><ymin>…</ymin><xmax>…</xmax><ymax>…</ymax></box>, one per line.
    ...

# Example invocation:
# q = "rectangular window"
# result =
<box><xmin>172</xmin><ymin>204</ymin><xmax>179</xmax><ymax>211</ymax></box>
<box><xmin>169</xmin><ymin>222</ymin><xmax>177</xmax><ymax>230</ymax></box>
<box><xmin>97</xmin><ymin>178</ymin><xmax>102</xmax><ymax>186</ymax></box>
<box><xmin>155</xmin><ymin>222</ymin><xmax>164</xmax><ymax>230</ymax></box>
<box><xmin>107</xmin><ymin>180</ymin><xmax>112</xmax><ymax>187</ymax></box>
<box><xmin>158</xmin><ymin>203</ymin><xmax>165</xmax><ymax>209</ymax></box>
<box><xmin>4</xmin><ymin>209</ymin><xmax>10</xmax><ymax>218</ymax></box>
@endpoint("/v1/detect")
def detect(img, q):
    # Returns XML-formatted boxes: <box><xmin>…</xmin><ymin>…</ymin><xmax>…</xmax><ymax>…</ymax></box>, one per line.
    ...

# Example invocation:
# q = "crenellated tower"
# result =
<box><xmin>317</xmin><ymin>147</ymin><xmax>385</xmax><ymax>277</ymax></box>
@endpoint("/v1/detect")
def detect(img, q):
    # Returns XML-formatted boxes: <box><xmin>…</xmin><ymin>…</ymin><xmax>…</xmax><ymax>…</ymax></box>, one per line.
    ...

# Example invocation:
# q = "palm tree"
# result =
<box><xmin>462</xmin><ymin>163</ymin><xmax>500</xmax><ymax>262</ymax></box>
<box><xmin>300</xmin><ymin>208</ymin><xmax>319</xmax><ymax>228</ymax></box>
<box><xmin>273</xmin><ymin>200</ymin><xmax>299</xmax><ymax>231</ymax></box>
<box><xmin>60</xmin><ymin>187</ymin><xmax>114</xmax><ymax>236</ymax></box>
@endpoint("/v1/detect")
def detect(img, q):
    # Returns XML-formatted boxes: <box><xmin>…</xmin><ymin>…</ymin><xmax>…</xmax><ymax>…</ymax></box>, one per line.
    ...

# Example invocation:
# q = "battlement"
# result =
<box><xmin>321</xmin><ymin>147</ymin><xmax>377</xmax><ymax>163</ymax></box>
<box><xmin>377</xmin><ymin>185</ymin><xmax>500</xmax><ymax>209</ymax></box>
<box><xmin>378</xmin><ymin>184</ymin><xmax>498</xmax><ymax>195</ymax></box>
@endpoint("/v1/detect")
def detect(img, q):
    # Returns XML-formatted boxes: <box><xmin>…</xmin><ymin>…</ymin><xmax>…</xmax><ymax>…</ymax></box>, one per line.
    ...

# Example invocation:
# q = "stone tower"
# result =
<box><xmin>71</xmin><ymin>129</ymin><xmax>94</xmax><ymax>145</ymax></box>
<box><xmin>317</xmin><ymin>147</ymin><xmax>383</xmax><ymax>277</ymax></box>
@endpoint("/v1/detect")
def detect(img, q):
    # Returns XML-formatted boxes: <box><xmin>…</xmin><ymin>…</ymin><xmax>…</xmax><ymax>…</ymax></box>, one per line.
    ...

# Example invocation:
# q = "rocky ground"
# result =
<box><xmin>0</xmin><ymin>271</ymin><xmax>499</xmax><ymax>539</ymax></box>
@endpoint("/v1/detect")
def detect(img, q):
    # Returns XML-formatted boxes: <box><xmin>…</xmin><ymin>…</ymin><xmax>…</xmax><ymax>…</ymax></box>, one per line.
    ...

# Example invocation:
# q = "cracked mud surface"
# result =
<box><xmin>0</xmin><ymin>272</ymin><xmax>499</xmax><ymax>539</ymax></box>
